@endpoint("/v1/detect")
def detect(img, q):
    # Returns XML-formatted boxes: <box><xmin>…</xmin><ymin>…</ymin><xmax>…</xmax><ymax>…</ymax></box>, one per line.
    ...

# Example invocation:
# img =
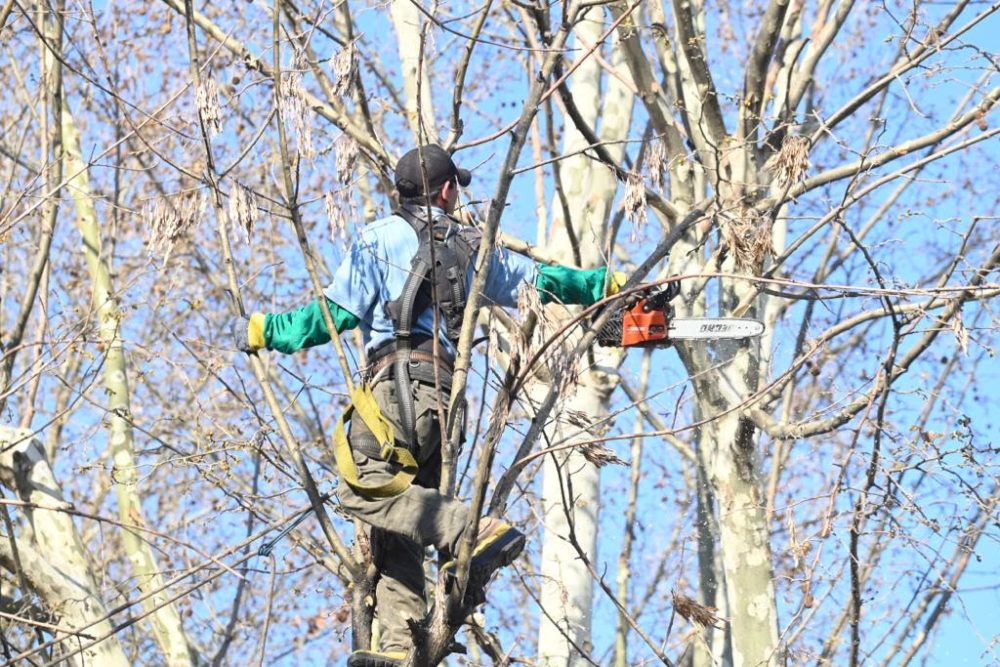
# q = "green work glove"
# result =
<box><xmin>535</xmin><ymin>265</ymin><xmax>631</xmax><ymax>305</ymax></box>
<box><xmin>231</xmin><ymin>313</ymin><xmax>267</xmax><ymax>353</ymax></box>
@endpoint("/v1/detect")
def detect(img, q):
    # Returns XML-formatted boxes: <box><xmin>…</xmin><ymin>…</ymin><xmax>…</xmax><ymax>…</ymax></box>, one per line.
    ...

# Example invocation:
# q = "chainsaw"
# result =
<box><xmin>596</xmin><ymin>282</ymin><xmax>765</xmax><ymax>348</ymax></box>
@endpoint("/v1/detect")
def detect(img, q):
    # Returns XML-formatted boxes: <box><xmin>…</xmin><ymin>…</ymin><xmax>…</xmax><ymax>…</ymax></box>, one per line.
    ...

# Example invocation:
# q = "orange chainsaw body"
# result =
<box><xmin>621</xmin><ymin>299</ymin><xmax>669</xmax><ymax>347</ymax></box>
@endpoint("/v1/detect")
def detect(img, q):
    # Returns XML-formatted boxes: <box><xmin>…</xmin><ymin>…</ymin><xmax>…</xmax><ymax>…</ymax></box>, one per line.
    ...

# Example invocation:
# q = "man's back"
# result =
<box><xmin>325</xmin><ymin>209</ymin><xmax>537</xmax><ymax>356</ymax></box>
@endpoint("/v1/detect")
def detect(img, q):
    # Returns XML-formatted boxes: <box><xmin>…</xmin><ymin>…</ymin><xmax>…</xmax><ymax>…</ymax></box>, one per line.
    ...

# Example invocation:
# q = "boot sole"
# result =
<box><xmin>346</xmin><ymin>651</ymin><xmax>406</xmax><ymax>667</ymax></box>
<box><xmin>468</xmin><ymin>528</ymin><xmax>525</xmax><ymax>580</ymax></box>
<box><xmin>450</xmin><ymin>528</ymin><xmax>525</xmax><ymax>607</ymax></box>
<box><xmin>442</xmin><ymin>526</ymin><xmax>526</xmax><ymax>581</ymax></box>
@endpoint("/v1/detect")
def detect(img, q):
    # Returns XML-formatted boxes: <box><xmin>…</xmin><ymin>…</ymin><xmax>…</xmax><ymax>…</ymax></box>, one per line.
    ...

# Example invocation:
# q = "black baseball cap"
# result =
<box><xmin>394</xmin><ymin>144</ymin><xmax>472</xmax><ymax>197</ymax></box>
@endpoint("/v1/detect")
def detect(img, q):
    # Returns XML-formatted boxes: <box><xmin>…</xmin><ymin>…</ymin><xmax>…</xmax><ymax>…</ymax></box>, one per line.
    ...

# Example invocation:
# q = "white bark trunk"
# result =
<box><xmin>62</xmin><ymin>99</ymin><xmax>193</xmax><ymax>666</ymax></box>
<box><xmin>707</xmin><ymin>413</ymin><xmax>780</xmax><ymax>667</ymax></box>
<box><xmin>670</xmin><ymin>191</ymin><xmax>782</xmax><ymax>665</ymax></box>
<box><xmin>535</xmin><ymin>387</ymin><xmax>604</xmax><ymax>666</ymax></box>
<box><xmin>390</xmin><ymin>0</ymin><xmax>437</xmax><ymax>142</ymax></box>
<box><xmin>693</xmin><ymin>434</ymin><xmax>732</xmax><ymax>667</ymax></box>
<box><xmin>685</xmin><ymin>334</ymin><xmax>782</xmax><ymax>666</ymax></box>
<box><xmin>0</xmin><ymin>426</ymin><xmax>131</xmax><ymax>667</ymax></box>
<box><xmin>535</xmin><ymin>18</ymin><xmax>634</xmax><ymax>665</ymax></box>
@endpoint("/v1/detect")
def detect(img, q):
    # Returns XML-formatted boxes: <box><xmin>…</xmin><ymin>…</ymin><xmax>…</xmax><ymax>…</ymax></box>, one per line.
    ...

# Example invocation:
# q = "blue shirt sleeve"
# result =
<box><xmin>323</xmin><ymin>233</ymin><xmax>382</xmax><ymax>327</ymax></box>
<box><xmin>479</xmin><ymin>246</ymin><xmax>538</xmax><ymax>308</ymax></box>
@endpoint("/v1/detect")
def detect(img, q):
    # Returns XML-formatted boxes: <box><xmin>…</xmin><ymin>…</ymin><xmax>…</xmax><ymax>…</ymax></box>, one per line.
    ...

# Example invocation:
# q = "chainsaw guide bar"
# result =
<box><xmin>667</xmin><ymin>318</ymin><xmax>765</xmax><ymax>340</ymax></box>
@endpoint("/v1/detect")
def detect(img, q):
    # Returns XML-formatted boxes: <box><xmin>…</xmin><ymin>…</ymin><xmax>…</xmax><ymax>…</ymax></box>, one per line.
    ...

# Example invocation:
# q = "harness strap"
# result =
<box><xmin>393</xmin><ymin>247</ymin><xmax>431</xmax><ymax>446</ymax></box>
<box><xmin>348</xmin><ymin>433</ymin><xmax>386</xmax><ymax>460</ymax></box>
<box><xmin>333</xmin><ymin>385</ymin><xmax>417</xmax><ymax>499</ymax></box>
<box><xmin>393</xmin><ymin>344</ymin><xmax>416</xmax><ymax>447</ymax></box>
<box><xmin>366</xmin><ymin>350</ymin><xmax>454</xmax><ymax>390</ymax></box>
<box><xmin>394</xmin><ymin>204</ymin><xmax>429</xmax><ymax>235</ymax></box>
<box><xmin>369</xmin><ymin>337</ymin><xmax>455</xmax><ymax>365</ymax></box>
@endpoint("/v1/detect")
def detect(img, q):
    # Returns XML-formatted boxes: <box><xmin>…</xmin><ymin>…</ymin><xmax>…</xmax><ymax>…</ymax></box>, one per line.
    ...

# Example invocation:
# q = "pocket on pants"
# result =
<box><xmin>413</xmin><ymin>385</ymin><xmax>447</xmax><ymax>463</ymax></box>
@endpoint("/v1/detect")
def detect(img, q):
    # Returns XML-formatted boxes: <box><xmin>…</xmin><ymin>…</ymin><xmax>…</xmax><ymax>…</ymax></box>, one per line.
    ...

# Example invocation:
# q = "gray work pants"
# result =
<box><xmin>335</xmin><ymin>378</ymin><xmax>468</xmax><ymax>654</ymax></box>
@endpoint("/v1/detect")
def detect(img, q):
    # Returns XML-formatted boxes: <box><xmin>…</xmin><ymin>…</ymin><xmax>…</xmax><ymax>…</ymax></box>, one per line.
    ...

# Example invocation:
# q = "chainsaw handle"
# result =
<box><xmin>641</xmin><ymin>281</ymin><xmax>680</xmax><ymax>312</ymax></box>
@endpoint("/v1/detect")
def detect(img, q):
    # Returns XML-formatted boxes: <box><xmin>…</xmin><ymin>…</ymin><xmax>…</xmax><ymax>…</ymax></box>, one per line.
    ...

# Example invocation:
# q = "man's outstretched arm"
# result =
<box><xmin>236</xmin><ymin>298</ymin><xmax>361</xmax><ymax>354</ymax></box>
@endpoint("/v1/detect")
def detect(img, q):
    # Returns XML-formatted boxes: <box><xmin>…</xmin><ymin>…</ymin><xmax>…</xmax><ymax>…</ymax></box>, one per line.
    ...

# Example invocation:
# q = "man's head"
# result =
<box><xmin>394</xmin><ymin>144</ymin><xmax>471</xmax><ymax>212</ymax></box>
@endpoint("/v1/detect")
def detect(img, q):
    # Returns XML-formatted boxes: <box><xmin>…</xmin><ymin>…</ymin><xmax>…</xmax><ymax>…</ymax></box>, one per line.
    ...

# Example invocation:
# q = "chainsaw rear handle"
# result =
<box><xmin>641</xmin><ymin>281</ymin><xmax>680</xmax><ymax>312</ymax></box>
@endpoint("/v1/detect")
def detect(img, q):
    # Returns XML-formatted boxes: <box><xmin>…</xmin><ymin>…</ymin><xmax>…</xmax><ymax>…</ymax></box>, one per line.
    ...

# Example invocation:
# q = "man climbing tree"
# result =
<box><xmin>232</xmin><ymin>144</ymin><xmax>623</xmax><ymax>666</ymax></box>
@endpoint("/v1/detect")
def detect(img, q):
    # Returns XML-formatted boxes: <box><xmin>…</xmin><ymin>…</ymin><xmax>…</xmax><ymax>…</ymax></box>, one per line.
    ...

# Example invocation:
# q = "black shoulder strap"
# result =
<box><xmin>394</xmin><ymin>205</ymin><xmax>430</xmax><ymax>235</ymax></box>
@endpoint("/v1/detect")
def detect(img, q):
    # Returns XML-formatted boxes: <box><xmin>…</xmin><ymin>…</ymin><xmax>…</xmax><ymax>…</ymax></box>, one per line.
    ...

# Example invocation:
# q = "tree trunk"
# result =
<box><xmin>535</xmin><ymin>18</ymin><xmax>634</xmax><ymax>664</ymax></box>
<box><xmin>680</xmin><ymin>329</ymin><xmax>781</xmax><ymax>666</ymax></box>
<box><xmin>61</xmin><ymin>98</ymin><xmax>194</xmax><ymax>666</ymax></box>
<box><xmin>534</xmin><ymin>387</ymin><xmax>605</xmax><ymax>665</ymax></box>
<box><xmin>390</xmin><ymin>0</ymin><xmax>436</xmax><ymax>142</ymax></box>
<box><xmin>0</xmin><ymin>426</ymin><xmax>131</xmax><ymax>666</ymax></box>
<box><xmin>668</xmin><ymin>153</ymin><xmax>782</xmax><ymax>663</ymax></box>
<box><xmin>692</xmin><ymin>430</ymin><xmax>732</xmax><ymax>667</ymax></box>
<box><xmin>705</xmin><ymin>412</ymin><xmax>780</xmax><ymax>666</ymax></box>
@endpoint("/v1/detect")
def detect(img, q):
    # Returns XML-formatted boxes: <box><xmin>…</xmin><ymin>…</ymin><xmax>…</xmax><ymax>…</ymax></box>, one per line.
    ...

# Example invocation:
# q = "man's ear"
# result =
<box><xmin>437</xmin><ymin>179</ymin><xmax>457</xmax><ymax>209</ymax></box>
<box><xmin>440</xmin><ymin>179</ymin><xmax>455</xmax><ymax>200</ymax></box>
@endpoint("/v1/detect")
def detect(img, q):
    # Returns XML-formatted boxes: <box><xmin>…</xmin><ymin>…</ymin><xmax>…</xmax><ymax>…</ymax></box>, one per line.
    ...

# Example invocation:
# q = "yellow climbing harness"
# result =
<box><xmin>333</xmin><ymin>384</ymin><xmax>418</xmax><ymax>498</ymax></box>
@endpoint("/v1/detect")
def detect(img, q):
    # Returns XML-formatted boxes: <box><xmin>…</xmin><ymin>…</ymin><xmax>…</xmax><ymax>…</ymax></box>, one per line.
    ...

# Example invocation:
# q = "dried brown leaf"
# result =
<box><xmin>646</xmin><ymin>137</ymin><xmax>667</xmax><ymax>191</ymax></box>
<box><xmin>279</xmin><ymin>53</ymin><xmax>314</xmax><ymax>159</ymax></box>
<box><xmin>952</xmin><ymin>309</ymin><xmax>969</xmax><ymax>356</ymax></box>
<box><xmin>325</xmin><ymin>192</ymin><xmax>349</xmax><ymax>246</ymax></box>
<box><xmin>720</xmin><ymin>205</ymin><xmax>773</xmax><ymax>272</ymax></box>
<box><xmin>331</xmin><ymin>43</ymin><xmax>356</xmax><ymax>97</ymax></box>
<box><xmin>579</xmin><ymin>442</ymin><xmax>627</xmax><ymax>469</ymax></box>
<box><xmin>227</xmin><ymin>182</ymin><xmax>257</xmax><ymax>244</ymax></box>
<box><xmin>765</xmin><ymin>135</ymin><xmax>810</xmax><ymax>187</ymax></box>
<box><xmin>196</xmin><ymin>75</ymin><xmax>223</xmax><ymax>136</ymax></box>
<box><xmin>335</xmin><ymin>135</ymin><xmax>360</xmax><ymax>186</ymax></box>
<box><xmin>623</xmin><ymin>169</ymin><xmax>647</xmax><ymax>241</ymax></box>
<box><xmin>146</xmin><ymin>192</ymin><xmax>205</xmax><ymax>263</ymax></box>
<box><xmin>672</xmin><ymin>591</ymin><xmax>725</xmax><ymax>629</ymax></box>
